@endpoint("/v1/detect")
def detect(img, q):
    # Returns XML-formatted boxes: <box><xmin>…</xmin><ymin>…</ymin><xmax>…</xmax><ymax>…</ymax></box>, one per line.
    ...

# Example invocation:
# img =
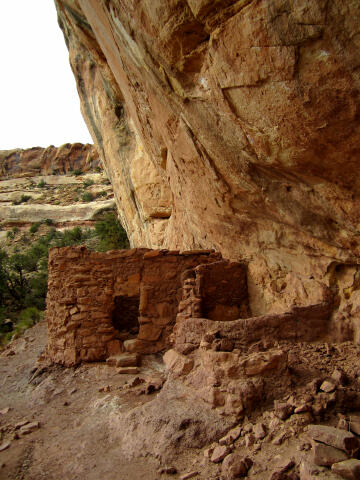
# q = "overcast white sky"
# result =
<box><xmin>0</xmin><ymin>0</ymin><xmax>93</xmax><ymax>150</ymax></box>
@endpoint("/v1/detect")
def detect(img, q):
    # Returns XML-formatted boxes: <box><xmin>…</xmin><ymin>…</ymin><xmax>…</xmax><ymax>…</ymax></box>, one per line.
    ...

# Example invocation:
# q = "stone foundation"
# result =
<box><xmin>46</xmin><ymin>246</ymin><xmax>248</xmax><ymax>366</ymax></box>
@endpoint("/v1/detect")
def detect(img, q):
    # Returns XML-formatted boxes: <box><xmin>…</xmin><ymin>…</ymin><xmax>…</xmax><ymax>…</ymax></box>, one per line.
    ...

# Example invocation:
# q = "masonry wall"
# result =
<box><xmin>46</xmin><ymin>246</ymin><xmax>227</xmax><ymax>365</ymax></box>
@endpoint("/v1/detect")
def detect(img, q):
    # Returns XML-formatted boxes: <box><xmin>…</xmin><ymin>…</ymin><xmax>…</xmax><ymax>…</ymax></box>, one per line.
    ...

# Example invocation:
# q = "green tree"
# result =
<box><xmin>94</xmin><ymin>212</ymin><xmax>129</xmax><ymax>251</ymax></box>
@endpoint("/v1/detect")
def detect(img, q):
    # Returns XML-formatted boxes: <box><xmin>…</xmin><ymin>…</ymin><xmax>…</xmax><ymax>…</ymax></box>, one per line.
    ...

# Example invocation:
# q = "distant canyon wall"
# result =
<box><xmin>0</xmin><ymin>143</ymin><xmax>99</xmax><ymax>178</ymax></box>
<box><xmin>55</xmin><ymin>0</ymin><xmax>360</xmax><ymax>329</ymax></box>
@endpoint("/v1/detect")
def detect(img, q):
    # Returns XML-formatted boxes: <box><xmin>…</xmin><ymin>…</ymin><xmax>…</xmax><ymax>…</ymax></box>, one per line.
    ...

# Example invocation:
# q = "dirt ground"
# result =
<box><xmin>0</xmin><ymin>321</ymin><xmax>171</xmax><ymax>480</ymax></box>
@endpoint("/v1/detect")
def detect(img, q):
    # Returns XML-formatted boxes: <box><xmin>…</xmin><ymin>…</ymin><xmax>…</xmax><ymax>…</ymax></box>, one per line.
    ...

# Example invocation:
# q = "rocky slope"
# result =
<box><xmin>2</xmin><ymin>322</ymin><xmax>360</xmax><ymax>479</ymax></box>
<box><xmin>0</xmin><ymin>143</ymin><xmax>115</xmax><ymax>242</ymax></box>
<box><xmin>55</xmin><ymin>0</ymin><xmax>360</xmax><ymax>327</ymax></box>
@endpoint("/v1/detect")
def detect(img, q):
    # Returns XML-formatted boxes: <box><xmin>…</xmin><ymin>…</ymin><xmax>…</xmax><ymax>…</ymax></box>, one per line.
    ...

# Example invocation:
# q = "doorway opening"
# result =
<box><xmin>111</xmin><ymin>295</ymin><xmax>140</xmax><ymax>335</ymax></box>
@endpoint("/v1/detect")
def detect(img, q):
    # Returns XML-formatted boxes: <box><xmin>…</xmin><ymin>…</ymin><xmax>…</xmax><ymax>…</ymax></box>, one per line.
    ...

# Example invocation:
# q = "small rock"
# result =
<box><xmin>210</xmin><ymin>445</ymin><xmax>231</xmax><ymax>463</ymax></box>
<box><xmin>221</xmin><ymin>454</ymin><xmax>253</xmax><ymax>480</ymax></box>
<box><xmin>158</xmin><ymin>466</ymin><xmax>177</xmax><ymax>474</ymax></box>
<box><xmin>269</xmin><ymin>417</ymin><xmax>282</xmax><ymax>430</ymax></box>
<box><xmin>15</xmin><ymin>420</ymin><xmax>29</xmax><ymax>429</ymax></box>
<box><xmin>243</xmin><ymin>423</ymin><xmax>253</xmax><ymax>433</ymax></box>
<box><xmin>253</xmin><ymin>443</ymin><xmax>261</xmax><ymax>452</ymax></box>
<box><xmin>320</xmin><ymin>380</ymin><xmax>336</xmax><ymax>393</ymax></box>
<box><xmin>306</xmin><ymin>379</ymin><xmax>322</xmax><ymax>395</ymax></box>
<box><xmin>19</xmin><ymin>421</ymin><xmax>39</xmax><ymax>435</ymax></box>
<box><xmin>141</xmin><ymin>374</ymin><xmax>165</xmax><ymax>394</ymax></box>
<box><xmin>0</xmin><ymin>408</ymin><xmax>10</xmax><ymax>415</ymax></box>
<box><xmin>272</xmin><ymin>432</ymin><xmax>287</xmax><ymax>445</ymax></box>
<box><xmin>203</xmin><ymin>444</ymin><xmax>216</xmax><ymax>458</ymax></box>
<box><xmin>312</xmin><ymin>440</ymin><xmax>348</xmax><ymax>466</ymax></box>
<box><xmin>349</xmin><ymin>415</ymin><xmax>360</xmax><ymax>436</ymax></box>
<box><xmin>275</xmin><ymin>402</ymin><xmax>294</xmax><ymax>420</ymax></box>
<box><xmin>332</xmin><ymin>369</ymin><xmax>347</xmax><ymax>386</ymax></box>
<box><xmin>299</xmin><ymin>459</ymin><xmax>343</xmax><ymax>479</ymax></box>
<box><xmin>115</xmin><ymin>353</ymin><xmax>141</xmax><ymax>367</ymax></box>
<box><xmin>331</xmin><ymin>459</ymin><xmax>360</xmax><ymax>479</ymax></box>
<box><xmin>254</xmin><ymin>423</ymin><xmax>266</xmax><ymax>440</ymax></box>
<box><xmin>116</xmin><ymin>367</ymin><xmax>139</xmax><ymax>374</ymax></box>
<box><xmin>273</xmin><ymin>460</ymin><xmax>295</xmax><ymax>474</ymax></box>
<box><xmin>179</xmin><ymin>471</ymin><xmax>198</xmax><ymax>480</ymax></box>
<box><xmin>219</xmin><ymin>426</ymin><xmax>242</xmax><ymax>445</ymax></box>
<box><xmin>270</xmin><ymin>460</ymin><xmax>297</xmax><ymax>480</ymax></box>
<box><xmin>245</xmin><ymin>433</ymin><xmax>255</xmax><ymax>447</ymax></box>
<box><xmin>98</xmin><ymin>385</ymin><xmax>111</xmax><ymax>392</ymax></box>
<box><xmin>0</xmin><ymin>442</ymin><xmax>10</xmax><ymax>452</ymax></box>
<box><xmin>294</xmin><ymin>404</ymin><xmax>310</xmax><ymax>414</ymax></box>
<box><xmin>127</xmin><ymin>376</ymin><xmax>145</xmax><ymax>388</ymax></box>
<box><xmin>337</xmin><ymin>418</ymin><xmax>348</xmax><ymax>431</ymax></box>
<box><xmin>69</xmin><ymin>388</ymin><xmax>77</xmax><ymax>394</ymax></box>
<box><xmin>63</xmin><ymin>401</ymin><xmax>70</xmax><ymax>406</ymax></box>
<box><xmin>299</xmin><ymin>442</ymin><xmax>312</xmax><ymax>452</ymax></box>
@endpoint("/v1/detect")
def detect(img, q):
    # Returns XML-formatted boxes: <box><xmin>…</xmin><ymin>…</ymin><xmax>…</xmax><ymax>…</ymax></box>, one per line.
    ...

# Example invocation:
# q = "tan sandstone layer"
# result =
<box><xmin>54</xmin><ymin>1</ymin><xmax>360</xmax><ymax>326</ymax></box>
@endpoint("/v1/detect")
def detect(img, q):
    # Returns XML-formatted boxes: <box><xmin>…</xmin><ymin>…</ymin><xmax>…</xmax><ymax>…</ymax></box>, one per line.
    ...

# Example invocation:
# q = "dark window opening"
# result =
<box><xmin>111</xmin><ymin>295</ymin><xmax>140</xmax><ymax>334</ymax></box>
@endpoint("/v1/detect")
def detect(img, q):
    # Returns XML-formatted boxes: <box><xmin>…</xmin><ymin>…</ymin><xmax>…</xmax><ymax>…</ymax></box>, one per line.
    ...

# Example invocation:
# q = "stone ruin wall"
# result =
<box><xmin>46</xmin><ymin>246</ymin><xmax>249</xmax><ymax>366</ymax></box>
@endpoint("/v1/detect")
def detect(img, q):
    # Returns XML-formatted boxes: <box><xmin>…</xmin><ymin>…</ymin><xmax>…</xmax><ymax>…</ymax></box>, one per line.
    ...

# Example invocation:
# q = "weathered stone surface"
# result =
<box><xmin>300</xmin><ymin>460</ymin><xmax>343</xmax><ymax>480</ymax></box>
<box><xmin>109</xmin><ymin>353</ymin><xmax>141</xmax><ymax>368</ymax></box>
<box><xmin>254</xmin><ymin>423</ymin><xmax>266</xmax><ymax>440</ymax></box>
<box><xmin>245</xmin><ymin>350</ymin><xmax>287</xmax><ymax>376</ymax></box>
<box><xmin>210</xmin><ymin>445</ymin><xmax>231</xmax><ymax>463</ymax></box>
<box><xmin>312</xmin><ymin>441</ymin><xmax>348</xmax><ymax>467</ymax></box>
<box><xmin>55</xmin><ymin>0</ymin><xmax>360</xmax><ymax>329</ymax></box>
<box><xmin>219</xmin><ymin>426</ymin><xmax>242</xmax><ymax>446</ymax></box>
<box><xmin>0</xmin><ymin>442</ymin><xmax>10</xmax><ymax>452</ymax></box>
<box><xmin>331</xmin><ymin>459</ymin><xmax>360</xmax><ymax>479</ymax></box>
<box><xmin>117</xmin><ymin>367</ymin><xmax>139</xmax><ymax>375</ymax></box>
<box><xmin>307</xmin><ymin>425</ymin><xmax>359</xmax><ymax>453</ymax></box>
<box><xmin>0</xmin><ymin>143</ymin><xmax>99</xmax><ymax>178</ymax></box>
<box><xmin>349</xmin><ymin>416</ymin><xmax>360</xmax><ymax>436</ymax></box>
<box><xmin>163</xmin><ymin>349</ymin><xmax>194</xmax><ymax>376</ymax></box>
<box><xmin>179</xmin><ymin>472</ymin><xmax>198</xmax><ymax>480</ymax></box>
<box><xmin>275</xmin><ymin>402</ymin><xmax>294</xmax><ymax>421</ymax></box>
<box><xmin>320</xmin><ymin>381</ymin><xmax>336</xmax><ymax>393</ymax></box>
<box><xmin>19</xmin><ymin>421</ymin><xmax>40</xmax><ymax>435</ymax></box>
<box><xmin>221</xmin><ymin>454</ymin><xmax>253</xmax><ymax>479</ymax></box>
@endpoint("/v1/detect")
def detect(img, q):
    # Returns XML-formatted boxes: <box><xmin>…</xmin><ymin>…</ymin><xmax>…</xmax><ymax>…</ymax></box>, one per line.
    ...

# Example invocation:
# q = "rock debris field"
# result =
<box><xmin>2</xmin><ymin>321</ymin><xmax>360</xmax><ymax>479</ymax></box>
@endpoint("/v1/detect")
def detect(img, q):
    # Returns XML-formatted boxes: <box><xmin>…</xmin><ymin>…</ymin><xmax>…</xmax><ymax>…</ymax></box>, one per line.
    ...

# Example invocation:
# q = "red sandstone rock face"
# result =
<box><xmin>55</xmin><ymin>1</ymin><xmax>360</xmax><ymax>327</ymax></box>
<box><xmin>0</xmin><ymin>143</ymin><xmax>99</xmax><ymax>178</ymax></box>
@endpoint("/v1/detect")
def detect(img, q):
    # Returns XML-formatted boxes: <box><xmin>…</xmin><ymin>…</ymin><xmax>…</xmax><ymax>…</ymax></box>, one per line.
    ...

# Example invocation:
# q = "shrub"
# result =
<box><xmin>98</xmin><ymin>191</ymin><xmax>107</xmax><ymax>197</ymax></box>
<box><xmin>11</xmin><ymin>307</ymin><xmax>42</xmax><ymax>339</ymax></box>
<box><xmin>13</xmin><ymin>194</ymin><xmax>32</xmax><ymax>205</ymax></box>
<box><xmin>94</xmin><ymin>166</ymin><xmax>101</xmax><ymax>173</ymax></box>
<box><xmin>44</xmin><ymin>218</ymin><xmax>53</xmax><ymax>226</ymax></box>
<box><xmin>37</xmin><ymin>179</ymin><xmax>46</xmax><ymax>188</ymax></box>
<box><xmin>29</xmin><ymin>221</ymin><xmax>42</xmax><ymax>234</ymax></box>
<box><xmin>83</xmin><ymin>178</ymin><xmax>94</xmax><ymax>188</ymax></box>
<box><xmin>94</xmin><ymin>212</ymin><xmax>129</xmax><ymax>251</ymax></box>
<box><xmin>73</xmin><ymin>169</ymin><xmax>83</xmax><ymax>176</ymax></box>
<box><xmin>81</xmin><ymin>192</ymin><xmax>94</xmax><ymax>202</ymax></box>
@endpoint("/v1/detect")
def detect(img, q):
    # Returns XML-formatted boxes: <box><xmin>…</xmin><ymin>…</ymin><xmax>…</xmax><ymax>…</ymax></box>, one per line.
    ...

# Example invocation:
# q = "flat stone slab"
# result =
<box><xmin>307</xmin><ymin>425</ymin><xmax>359</xmax><ymax>453</ymax></box>
<box><xmin>312</xmin><ymin>440</ymin><xmax>348</xmax><ymax>467</ymax></box>
<box><xmin>331</xmin><ymin>459</ymin><xmax>360</xmax><ymax>479</ymax></box>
